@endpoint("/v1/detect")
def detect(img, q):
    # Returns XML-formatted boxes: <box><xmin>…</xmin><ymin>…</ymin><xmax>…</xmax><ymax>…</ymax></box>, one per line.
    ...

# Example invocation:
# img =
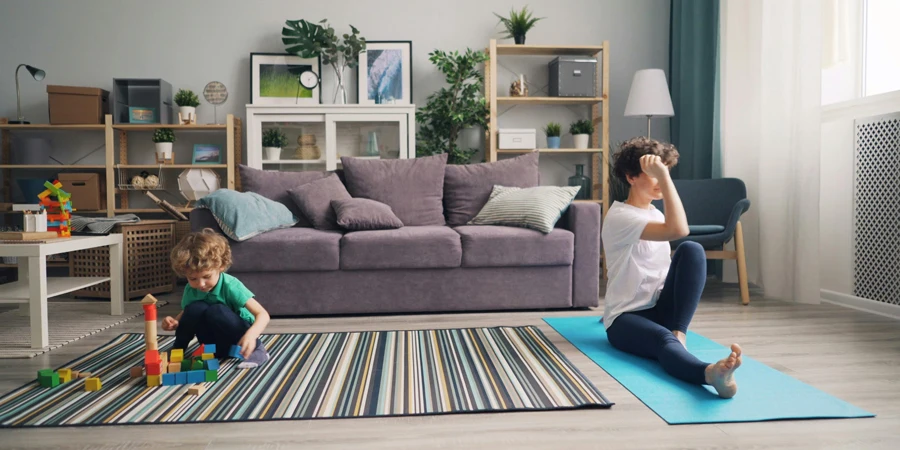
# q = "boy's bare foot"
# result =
<box><xmin>672</xmin><ymin>330</ymin><xmax>687</xmax><ymax>349</ymax></box>
<box><xmin>705</xmin><ymin>344</ymin><xmax>742</xmax><ymax>398</ymax></box>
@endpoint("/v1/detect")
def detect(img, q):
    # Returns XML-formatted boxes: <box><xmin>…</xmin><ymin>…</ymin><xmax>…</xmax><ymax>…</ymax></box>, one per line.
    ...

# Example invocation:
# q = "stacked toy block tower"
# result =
<box><xmin>38</xmin><ymin>180</ymin><xmax>74</xmax><ymax>237</ymax></box>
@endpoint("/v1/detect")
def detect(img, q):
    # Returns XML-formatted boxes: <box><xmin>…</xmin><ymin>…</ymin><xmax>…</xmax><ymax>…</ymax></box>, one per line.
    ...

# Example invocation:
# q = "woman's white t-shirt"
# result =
<box><xmin>601</xmin><ymin>201</ymin><xmax>672</xmax><ymax>329</ymax></box>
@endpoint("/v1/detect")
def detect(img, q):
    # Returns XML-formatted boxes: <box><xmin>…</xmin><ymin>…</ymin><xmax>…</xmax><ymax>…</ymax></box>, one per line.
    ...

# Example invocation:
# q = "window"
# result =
<box><xmin>863</xmin><ymin>0</ymin><xmax>900</xmax><ymax>96</ymax></box>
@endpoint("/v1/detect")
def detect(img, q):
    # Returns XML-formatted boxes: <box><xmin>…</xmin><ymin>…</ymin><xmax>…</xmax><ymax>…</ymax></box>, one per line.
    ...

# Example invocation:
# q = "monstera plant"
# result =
<box><xmin>282</xmin><ymin>19</ymin><xmax>366</xmax><ymax>104</ymax></box>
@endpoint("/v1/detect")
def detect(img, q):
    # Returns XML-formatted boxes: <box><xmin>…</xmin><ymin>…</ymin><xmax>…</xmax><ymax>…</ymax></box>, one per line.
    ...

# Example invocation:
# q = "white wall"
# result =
<box><xmin>0</xmin><ymin>0</ymin><xmax>671</xmax><ymax>192</ymax></box>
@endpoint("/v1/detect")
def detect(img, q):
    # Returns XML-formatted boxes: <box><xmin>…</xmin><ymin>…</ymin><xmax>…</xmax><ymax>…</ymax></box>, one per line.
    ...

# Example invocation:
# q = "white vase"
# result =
<box><xmin>155</xmin><ymin>142</ymin><xmax>173</xmax><ymax>159</ymax></box>
<box><xmin>264</xmin><ymin>147</ymin><xmax>282</xmax><ymax>160</ymax></box>
<box><xmin>179</xmin><ymin>106</ymin><xmax>196</xmax><ymax>123</ymax></box>
<box><xmin>573</xmin><ymin>134</ymin><xmax>590</xmax><ymax>149</ymax></box>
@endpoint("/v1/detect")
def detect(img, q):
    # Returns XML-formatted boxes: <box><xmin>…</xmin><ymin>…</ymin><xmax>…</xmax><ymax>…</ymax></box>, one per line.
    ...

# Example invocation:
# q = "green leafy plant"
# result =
<box><xmin>262</xmin><ymin>128</ymin><xmax>289</xmax><ymax>148</ymax></box>
<box><xmin>174</xmin><ymin>89</ymin><xmax>200</xmax><ymax>107</ymax></box>
<box><xmin>416</xmin><ymin>48</ymin><xmax>490</xmax><ymax>165</ymax></box>
<box><xmin>282</xmin><ymin>19</ymin><xmax>365</xmax><ymax>101</ymax></box>
<box><xmin>569</xmin><ymin>119</ymin><xmax>595</xmax><ymax>135</ymax></box>
<box><xmin>494</xmin><ymin>6</ymin><xmax>544</xmax><ymax>41</ymax></box>
<box><xmin>543</xmin><ymin>122</ymin><xmax>561</xmax><ymax>137</ymax></box>
<box><xmin>152</xmin><ymin>128</ymin><xmax>176</xmax><ymax>143</ymax></box>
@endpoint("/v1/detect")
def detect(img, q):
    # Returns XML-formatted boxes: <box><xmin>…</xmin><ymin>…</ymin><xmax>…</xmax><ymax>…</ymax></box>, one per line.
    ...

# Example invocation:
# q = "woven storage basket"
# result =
<box><xmin>70</xmin><ymin>220</ymin><xmax>176</xmax><ymax>299</ymax></box>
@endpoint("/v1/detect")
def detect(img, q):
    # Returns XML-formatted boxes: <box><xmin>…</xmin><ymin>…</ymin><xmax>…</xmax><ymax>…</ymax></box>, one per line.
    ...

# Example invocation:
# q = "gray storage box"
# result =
<box><xmin>111</xmin><ymin>78</ymin><xmax>174</xmax><ymax>124</ymax></box>
<box><xmin>549</xmin><ymin>57</ymin><xmax>597</xmax><ymax>97</ymax></box>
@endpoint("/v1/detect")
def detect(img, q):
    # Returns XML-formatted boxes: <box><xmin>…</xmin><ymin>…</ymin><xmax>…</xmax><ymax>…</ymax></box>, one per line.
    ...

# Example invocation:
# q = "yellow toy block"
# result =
<box><xmin>85</xmin><ymin>378</ymin><xmax>102</xmax><ymax>391</ymax></box>
<box><xmin>57</xmin><ymin>368</ymin><xmax>72</xmax><ymax>383</ymax></box>
<box><xmin>201</xmin><ymin>353</ymin><xmax>214</xmax><ymax>360</ymax></box>
<box><xmin>147</xmin><ymin>375</ymin><xmax>161</xmax><ymax>387</ymax></box>
<box><xmin>170</xmin><ymin>349</ymin><xmax>183</xmax><ymax>363</ymax></box>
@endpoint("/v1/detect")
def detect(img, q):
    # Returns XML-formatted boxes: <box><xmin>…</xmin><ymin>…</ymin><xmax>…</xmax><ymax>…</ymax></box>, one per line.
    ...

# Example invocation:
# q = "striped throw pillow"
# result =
<box><xmin>467</xmin><ymin>185</ymin><xmax>581</xmax><ymax>233</ymax></box>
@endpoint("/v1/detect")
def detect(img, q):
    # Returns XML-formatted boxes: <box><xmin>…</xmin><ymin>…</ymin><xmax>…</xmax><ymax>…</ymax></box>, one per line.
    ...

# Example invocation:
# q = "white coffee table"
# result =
<box><xmin>0</xmin><ymin>235</ymin><xmax>124</xmax><ymax>349</ymax></box>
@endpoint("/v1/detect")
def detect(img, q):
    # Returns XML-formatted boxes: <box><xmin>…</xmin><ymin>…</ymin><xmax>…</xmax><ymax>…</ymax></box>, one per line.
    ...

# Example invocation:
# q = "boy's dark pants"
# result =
<box><xmin>173</xmin><ymin>302</ymin><xmax>250</xmax><ymax>358</ymax></box>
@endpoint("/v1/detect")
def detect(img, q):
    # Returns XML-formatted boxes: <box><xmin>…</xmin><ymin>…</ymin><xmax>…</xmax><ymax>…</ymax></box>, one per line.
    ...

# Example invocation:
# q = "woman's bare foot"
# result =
<box><xmin>704</xmin><ymin>344</ymin><xmax>742</xmax><ymax>398</ymax></box>
<box><xmin>672</xmin><ymin>330</ymin><xmax>687</xmax><ymax>349</ymax></box>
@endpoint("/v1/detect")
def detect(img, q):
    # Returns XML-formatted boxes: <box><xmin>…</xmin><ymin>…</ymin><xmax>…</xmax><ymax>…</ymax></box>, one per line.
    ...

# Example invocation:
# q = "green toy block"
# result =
<box><xmin>37</xmin><ymin>369</ymin><xmax>53</xmax><ymax>379</ymax></box>
<box><xmin>205</xmin><ymin>370</ymin><xmax>218</xmax><ymax>382</ymax></box>
<box><xmin>181</xmin><ymin>359</ymin><xmax>192</xmax><ymax>372</ymax></box>
<box><xmin>39</xmin><ymin>371</ymin><xmax>60</xmax><ymax>388</ymax></box>
<box><xmin>191</xmin><ymin>359</ymin><xmax>204</xmax><ymax>370</ymax></box>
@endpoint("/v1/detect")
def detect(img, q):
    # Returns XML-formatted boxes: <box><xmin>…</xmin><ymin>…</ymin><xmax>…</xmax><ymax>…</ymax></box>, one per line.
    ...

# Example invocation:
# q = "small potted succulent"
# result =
<box><xmin>174</xmin><ymin>89</ymin><xmax>200</xmax><ymax>124</ymax></box>
<box><xmin>152</xmin><ymin>128</ymin><xmax>176</xmax><ymax>160</ymax></box>
<box><xmin>494</xmin><ymin>6</ymin><xmax>544</xmax><ymax>45</ymax></box>
<box><xmin>262</xmin><ymin>128</ymin><xmax>289</xmax><ymax>161</ymax></box>
<box><xmin>569</xmin><ymin>119</ymin><xmax>594</xmax><ymax>149</ymax></box>
<box><xmin>543</xmin><ymin>122</ymin><xmax>561</xmax><ymax>149</ymax></box>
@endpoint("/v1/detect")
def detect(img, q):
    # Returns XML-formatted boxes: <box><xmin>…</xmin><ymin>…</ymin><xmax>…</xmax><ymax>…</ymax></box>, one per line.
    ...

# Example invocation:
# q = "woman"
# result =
<box><xmin>602</xmin><ymin>137</ymin><xmax>741</xmax><ymax>398</ymax></box>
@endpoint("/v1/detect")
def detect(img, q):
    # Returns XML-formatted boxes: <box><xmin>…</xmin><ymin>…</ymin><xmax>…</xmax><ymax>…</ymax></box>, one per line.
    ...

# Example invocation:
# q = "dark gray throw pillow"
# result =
<box><xmin>287</xmin><ymin>173</ymin><xmax>351</xmax><ymax>230</ymax></box>
<box><xmin>339</xmin><ymin>153</ymin><xmax>447</xmax><ymax>226</ymax></box>
<box><xmin>443</xmin><ymin>151</ymin><xmax>540</xmax><ymax>226</ymax></box>
<box><xmin>332</xmin><ymin>198</ymin><xmax>404</xmax><ymax>231</ymax></box>
<box><xmin>238</xmin><ymin>164</ymin><xmax>331</xmax><ymax>227</ymax></box>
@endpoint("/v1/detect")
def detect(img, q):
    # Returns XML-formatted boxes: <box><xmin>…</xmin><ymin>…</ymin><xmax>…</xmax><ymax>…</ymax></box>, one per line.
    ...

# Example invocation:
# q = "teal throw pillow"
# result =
<box><xmin>196</xmin><ymin>189</ymin><xmax>299</xmax><ymax>241</ymax></box>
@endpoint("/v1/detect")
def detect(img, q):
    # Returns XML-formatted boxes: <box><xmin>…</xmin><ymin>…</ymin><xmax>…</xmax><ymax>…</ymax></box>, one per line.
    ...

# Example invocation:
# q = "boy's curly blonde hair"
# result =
<box><xmin>170</xmin><ymin>228</ymin><xmax>232</xmax><ymax>277</ymax></box>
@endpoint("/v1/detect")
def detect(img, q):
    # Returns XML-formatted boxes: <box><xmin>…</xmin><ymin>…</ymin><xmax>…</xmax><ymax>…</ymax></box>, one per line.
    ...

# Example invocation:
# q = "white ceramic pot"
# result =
<box><xmin>573</xmin><ymin>134</ymin><xmax>590</xmax><ymax>149</ymax></box>
<box><xmin>179</xmin><ymin>106</ymin><xmax>196</xmax><ymax>123</ymax></box>
<box><xmin>264</xmin><ymin>147</ymin><xmax>282</xmax><ymax>160</ymax></box>
<box><xmin>155</xmin><ymin>142</ymin><xmax>173</xmax><ymax>159</ymax></box>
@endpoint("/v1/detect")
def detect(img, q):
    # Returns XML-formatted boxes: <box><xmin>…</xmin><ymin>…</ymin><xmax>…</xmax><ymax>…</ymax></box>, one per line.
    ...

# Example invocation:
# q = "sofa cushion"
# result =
<box><xmin>230</xmin><ymin>227</ymin><xmax>341</xmax><ymax>272</ymax></box>
<box><xmin>238</xmin><ymin>164</ymin><xmax>331</xmax><ymax>227</ymax></box>
<box><xmin>443</xmin><ymin>151</ymin><xmax>540</xmax><ymax>226</ymax></box>
<box><xmin>332</xmin><ymin>197</ymin><xmax>404</xmax><ymax>231</ymax></box>
<box><xmin>287</xmin><ymin>173</ymin><xmax>351</xmax><ymax>230</ymax></box>
<box><xmin>455</xmin><ymin>225</ymin><xmax>574</xmax><ymax>268</ymax></box>
<box><xmin>340</xmin><ymin>226</ymin><xmax>461</xmax><ymax>270</ymax></box>
<box><xmin>468</xmin><ymin>185</ymin><xmax>580</xmax><ymax>234</ymax></box>
<box><xmin>340</xmin><ymin>153</ymin><xmax>447</xmax><ymax>226</ymax></box>
<box><xmin>195</xmin><ymin>189</ymin><xmax>298</xmax><ymax>241</ymax></box>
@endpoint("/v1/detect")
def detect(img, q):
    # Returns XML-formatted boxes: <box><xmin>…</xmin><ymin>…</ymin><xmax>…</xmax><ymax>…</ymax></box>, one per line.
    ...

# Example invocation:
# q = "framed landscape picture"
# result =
<box><xmin>357</xmin><ymin>41</ymin><xmax>412</xmax><ymax>105</ymax></box>
<box><xmin>251</xmin><ymin>52</ymin><xmax>321</xmax><ymax>105</ymax></box>
<box><xmin>192</xmin><ymin>144</ymin><xmax>222</xmax><ymax>164</ymax></box>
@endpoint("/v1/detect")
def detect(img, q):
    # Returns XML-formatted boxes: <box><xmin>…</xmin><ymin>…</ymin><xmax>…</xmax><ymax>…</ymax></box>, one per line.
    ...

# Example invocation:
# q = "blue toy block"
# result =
<box><xmin>162</xmin><ymin>373</ymin><xmax>176</xmax><ymax>386</ymax></box>
<box><xmin>187</xmin><ymin>370</ymin><xmax>205</xmax><ymax>384</ymax></box>
<box><xmin>228</xmin><ymin>345</ymin><xmax>243</xmax><ymax>360</ymax></box>
<box><xmin>204</xmin><ymin>344</ymin><xmax>216</xmax><ymax>354</ymax></box>
<box><xmin>175</xmin><ymin>372</ymin><xmax>188</xmax><ymax>385</ymax></box>
<box><xmin>206</xmin><ymin>359</ymin><xmax>219</xmax><ymax>371</ymax></box>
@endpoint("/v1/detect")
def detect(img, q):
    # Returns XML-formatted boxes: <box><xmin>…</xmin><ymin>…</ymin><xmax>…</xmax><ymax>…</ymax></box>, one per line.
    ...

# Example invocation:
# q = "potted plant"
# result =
<box><xmin>152</xmin><ymin>128</ymin><xmax>176</xmax><ymax>160</ymax></box>
<box><xmin>174</xmin><ymin>89</ymin><xmax>200</xmax><ymax>124</ymax></box>
<box><xmin>494</xmin><ymin>6</ymin><xmax>544</xmax><ymax>45</ymax></box>
<box><xmin>416</xmin><ymin>48</ymin><xmax>490</xmax><ymax>164</ymax></box>
<box><xmin>569</xmin><ymin>119</ymin><xmax>594</xmax><ymax>149</ymax></box>
<box><xmin>544</xmin><ymin>122</ymin><xmax>561</xmax><ymax>149</ymax></box>
<box><xmin>283</xmin><ymin>19</ymin><xmax>366</xmax><ymax>104</ymax></box>
<box><xmin>262</xmin><ymin>128</ymin><xmax>289</xmax><ymax>160</ymax></box>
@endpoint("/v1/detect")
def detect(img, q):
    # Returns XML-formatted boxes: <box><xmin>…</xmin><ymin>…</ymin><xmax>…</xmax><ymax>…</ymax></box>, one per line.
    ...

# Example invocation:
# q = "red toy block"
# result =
<box><xmin>146</xmin><ymin>362</ymin><xmax>162</xmax><ymax>376</ymax></box>
<box><xmin>142</xmin><ymin>304</ymin><xmax>157</xmax><ymax>321</ymax></box>
<box><xmin>192</xmin><ymin>344</ymin><xmax>205</xmax><ymax>357</ymax></box>
<box><xmin>145</xmin><ymin>350</ymin><xmax>160</xmax><ymax>365</ymax></box>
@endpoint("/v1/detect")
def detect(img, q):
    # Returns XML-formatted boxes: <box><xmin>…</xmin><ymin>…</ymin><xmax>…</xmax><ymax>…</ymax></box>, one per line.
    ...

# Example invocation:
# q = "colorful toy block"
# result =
<box><xmin>205</xmin><ymin>370</ymin><xmax>218</xmax><ymax>382</ymax></box>
<box><xmin>205</xmin><ymin>359</ymin><xmax>219</xmax><ymax>371</ymax></box>
<box><xmin>38</xmin><ymin>369</ymin><xmax>59</xmax><ymax>388</ymax></box>
<box><xmin>201</xmin><ymin>353</ymin><xmax>214</xmax><ymax>360</ymax></box>
<box><xmin>175</xmin><ymin>372</ymin><xmax>188</xmax><ymax>385</ymax></box>
<box><xmin>168</xmin><ymin>362</ymin><xmax>181</xmax><ymax>373</ymax></box>
<box><xmin>130</xmin><ymin>366</ymin><xmax>144</xmax><ymax>378</ymax></box>
<box><xmin>181</xmin><ymin>359</ymin><xmax>192</xmax><ymax>372</ymax></box>
<box><xmin>204</xmin><ymin>344</ymin><xmax>216</xmax><ymax>354</ymax></box>
<box><xmin>147</xmin><ymin>362</ymin><xmax>162</xmax><ymax>376</ymax></box>
<box><xmin>57</xmin><ymin>368</ymin><xmax>72</xmax><ymax>383</ymax></box>
<box><xmin>170</xmin><ymin>349</ymin><xmax>184</xmax><ymax>363</ymax></box>
<box><xmin>162</xmin><ymin>373</ymin><xmax>176</xmax><ymax>386</ymax></box>
<box><xmin>192</xmin><ymin>344</ymin><xmax>205</xmax><ymax>357</ymax></box>
<box><xmin>187</xmin><ymin>384</ymin><xmax>207</xmax><ymax>396</ymax></box>
<box><xmin>187</xmin><ymin>370</ymin><xmax>205</xmax><ymax>384</ymax></box>
<box><xmin>191</xmin><ymin>359</ymin><xmax>204</xmax><ymax>371</ymax></box>
<box><xmin>147</xmin><ymin>375</ymin><xmax>161</xmax><ymax>387</ymax></box>
<box><xmin>145</xmin><ymin>350</ymin><xmax>160</xmax><ymax>365</ymax></box>
<box><xmin>85</xmin><ymin>378</ymin><xmax>102</xmax><ymax>391</ymax></box>
<box><xmin>228</xmin><ymin>345</ymin><xmax>243</xmax><ymax>359</ymax></box>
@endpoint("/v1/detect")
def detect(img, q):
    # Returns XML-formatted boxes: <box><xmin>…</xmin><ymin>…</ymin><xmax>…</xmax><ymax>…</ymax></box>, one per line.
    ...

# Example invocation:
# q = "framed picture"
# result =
<box><xmin>357</xmin><ymin>41</ymin><xmax>412</xmax><ymax>105</ymax></box>
<box><xmin>250</xmin><ymin>52</ymin><xmax>321</xmax><ymax>105</ymax></box>
<box><xmin>192</xmin><ymin>144</ymin><xmax>222</xmax><ymax>164</ymax></box>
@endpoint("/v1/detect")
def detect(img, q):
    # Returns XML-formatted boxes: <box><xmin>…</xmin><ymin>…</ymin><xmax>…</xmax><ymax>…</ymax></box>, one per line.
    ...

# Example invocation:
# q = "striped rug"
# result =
<box><xmin>0</xmin><ymin>327</ymin><xmax>611</xmax><ymax>427</ymax></box>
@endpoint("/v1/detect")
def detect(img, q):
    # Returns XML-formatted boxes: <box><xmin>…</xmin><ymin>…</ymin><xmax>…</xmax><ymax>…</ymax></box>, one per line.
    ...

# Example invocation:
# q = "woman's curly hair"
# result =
<box><xmin>612</xmin><ymin>137</ymin><xmax>680</xmax><ymax>184</ymax></box>
<box><xmin>170</xmin><ymin>228</ymin><xmax>232</xmax><ymax>277</ymax></box>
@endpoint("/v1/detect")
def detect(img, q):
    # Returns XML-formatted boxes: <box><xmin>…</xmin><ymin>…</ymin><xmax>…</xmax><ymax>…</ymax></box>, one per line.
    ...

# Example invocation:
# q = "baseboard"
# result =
<box><xmin>820</xmin><ymin>289</ymin><xmax>900</xmax><ymax>320</ymax></box>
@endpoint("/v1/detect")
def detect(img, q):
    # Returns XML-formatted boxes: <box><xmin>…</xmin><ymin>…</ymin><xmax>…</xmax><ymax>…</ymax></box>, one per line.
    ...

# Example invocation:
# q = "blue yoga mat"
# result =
<box><xmin>544</xmin><ymin>316</ymin><xmax>874</xmax><ymax>424</ymax></box>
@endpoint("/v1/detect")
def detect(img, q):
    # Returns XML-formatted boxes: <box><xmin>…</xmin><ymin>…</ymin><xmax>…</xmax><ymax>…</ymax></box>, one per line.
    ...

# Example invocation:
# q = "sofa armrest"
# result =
<box><xmin>190</xmin><ymin>208</ymin><xmax>225</xmax><ymax>235</ymax></box>
<box><xmin>558</xmin><ymin>202</ymin><xmax>601</xmax><ymax>308</ymax></box>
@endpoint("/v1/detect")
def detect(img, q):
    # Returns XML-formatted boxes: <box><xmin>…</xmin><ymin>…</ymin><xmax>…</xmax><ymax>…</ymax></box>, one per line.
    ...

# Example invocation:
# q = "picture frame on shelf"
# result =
<box><xmin>250</xmin><ymin>52</ymin><xmax>322</xmax><ymax>105</ymax></box>
<box><xmin>192</xmin><ymin>144</ymin><xmax>221</xmax><ymax>164</ymax></box>
<box><xmin>357</xmin><ymin>41</ymin><xmax>413</xmax><ymax>105</ymax></box>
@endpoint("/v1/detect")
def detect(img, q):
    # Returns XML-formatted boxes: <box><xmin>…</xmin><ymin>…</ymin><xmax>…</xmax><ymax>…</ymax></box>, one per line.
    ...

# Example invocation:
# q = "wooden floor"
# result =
<box><xmin>0</xmin><ymin>281</ymin><xmax>898</xmax><ymax>449</ymax></box>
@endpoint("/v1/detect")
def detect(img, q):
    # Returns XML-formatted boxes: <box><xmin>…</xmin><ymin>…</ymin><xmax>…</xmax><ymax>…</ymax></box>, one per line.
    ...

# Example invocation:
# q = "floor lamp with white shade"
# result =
<box><xmin>624</xmin><ymin>69</ymin><xmax>674</xmax><ymax>138</ymax></box>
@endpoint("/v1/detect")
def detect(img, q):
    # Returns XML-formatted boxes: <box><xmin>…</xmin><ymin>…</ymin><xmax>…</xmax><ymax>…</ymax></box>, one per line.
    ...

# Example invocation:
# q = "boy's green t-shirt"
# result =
<box><xmin>181</xmin><ymin>272</ymin><xmax>256</xmax><ymax>324</ymax></box>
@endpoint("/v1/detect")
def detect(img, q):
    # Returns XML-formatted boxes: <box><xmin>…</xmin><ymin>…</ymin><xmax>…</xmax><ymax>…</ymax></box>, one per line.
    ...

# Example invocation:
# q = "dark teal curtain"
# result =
<box><xmin>669</xmin><ymin>0</ymin><xmax>720</xmax><ymax>180</ymax></box>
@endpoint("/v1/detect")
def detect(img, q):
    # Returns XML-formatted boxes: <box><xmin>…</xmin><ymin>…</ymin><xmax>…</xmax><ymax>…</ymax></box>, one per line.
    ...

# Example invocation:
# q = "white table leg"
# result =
<box><xmin>109</xmin><ymin>240</ymin><xmax>124</xmax><ymax>315</ymax></box>
<box><xmin>17</xmin><ymin>257</ymin><xmax>30</xmax><ymax>317</ymax></box>
<box><xmin>28</xmin><ymin>256</ymin><xmax>48</xmax><ymax>349</ymax></box>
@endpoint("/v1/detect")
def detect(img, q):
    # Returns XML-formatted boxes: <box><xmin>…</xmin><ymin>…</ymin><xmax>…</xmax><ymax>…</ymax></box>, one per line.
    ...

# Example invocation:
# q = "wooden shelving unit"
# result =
<box><xmin>485</xmin><ymin>40</ymin><xmax>610</xmax><ymax>215</ymax></box>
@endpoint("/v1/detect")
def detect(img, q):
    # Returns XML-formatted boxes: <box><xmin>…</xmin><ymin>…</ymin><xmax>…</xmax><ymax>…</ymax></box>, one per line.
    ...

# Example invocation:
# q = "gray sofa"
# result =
<box><xmin>190</xmin><ymin>154</ymin><xmax>601</xmax><ymax>317</ymax></box>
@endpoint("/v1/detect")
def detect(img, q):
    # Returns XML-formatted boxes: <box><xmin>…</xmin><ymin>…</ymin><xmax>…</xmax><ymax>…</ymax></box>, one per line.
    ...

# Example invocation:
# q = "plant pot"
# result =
<box><xmin>155</xmin><ymin>142</ymin><xmax>173</xmax><ymax>159</ymax></box>
<box><xmin>179</xmin><ymin>106</ymin><xmax>196</xmax><ymax>123</ymax></box>
<box><xmin>547</xmin><ymin>136</ymin><xmax>561</xmax><ymax>149</ymax></box>
<box><xmin>514</xmin><ymin>34</ymin><xmax>526</xmax><ymax>45</ymax></box>
<box><xmin>457</xmin><ymin>126</ymin><xmax>484</xmax><ymax>152</ymax></box>
<box><xmin>573</xmin><ymin>134</ymin><xmax>590</xmax><ymax>149</ymax></box>
<box><xmin>264</xmin><ymin>147</ymin><xmax>282</xmax><ymax>160</ymax></box>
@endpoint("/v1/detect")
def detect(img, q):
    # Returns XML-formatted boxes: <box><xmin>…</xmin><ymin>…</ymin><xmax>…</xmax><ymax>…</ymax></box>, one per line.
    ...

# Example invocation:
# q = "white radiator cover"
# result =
<box><xmin>853</xmin><ymin>113</ymin><xmax>900</xmax><ymax>306</ymax></box>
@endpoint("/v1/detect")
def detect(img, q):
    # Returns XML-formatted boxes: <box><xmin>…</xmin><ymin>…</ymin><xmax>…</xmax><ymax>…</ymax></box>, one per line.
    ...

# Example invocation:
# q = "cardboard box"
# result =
<box><xmin>47</xmin><ymin>85</ymin><xmax>110</xmax><ymax>125</ymax></box>
<box><xmin>498</xmin><ymin>129</ymin><xmax>537</xmax><ymax>150</ymax></box>
<box><xmin>57</xmin><ymin>173</ymin><xmax>104</xmax><ymax>211</ymax></box>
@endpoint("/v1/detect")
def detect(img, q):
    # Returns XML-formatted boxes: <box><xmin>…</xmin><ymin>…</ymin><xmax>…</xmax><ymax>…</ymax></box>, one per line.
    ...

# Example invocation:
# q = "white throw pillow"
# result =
<box><xmin>467</xmin><ymin>185</ymin><xmax>581</xmax><ymax>233</ymax></box>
